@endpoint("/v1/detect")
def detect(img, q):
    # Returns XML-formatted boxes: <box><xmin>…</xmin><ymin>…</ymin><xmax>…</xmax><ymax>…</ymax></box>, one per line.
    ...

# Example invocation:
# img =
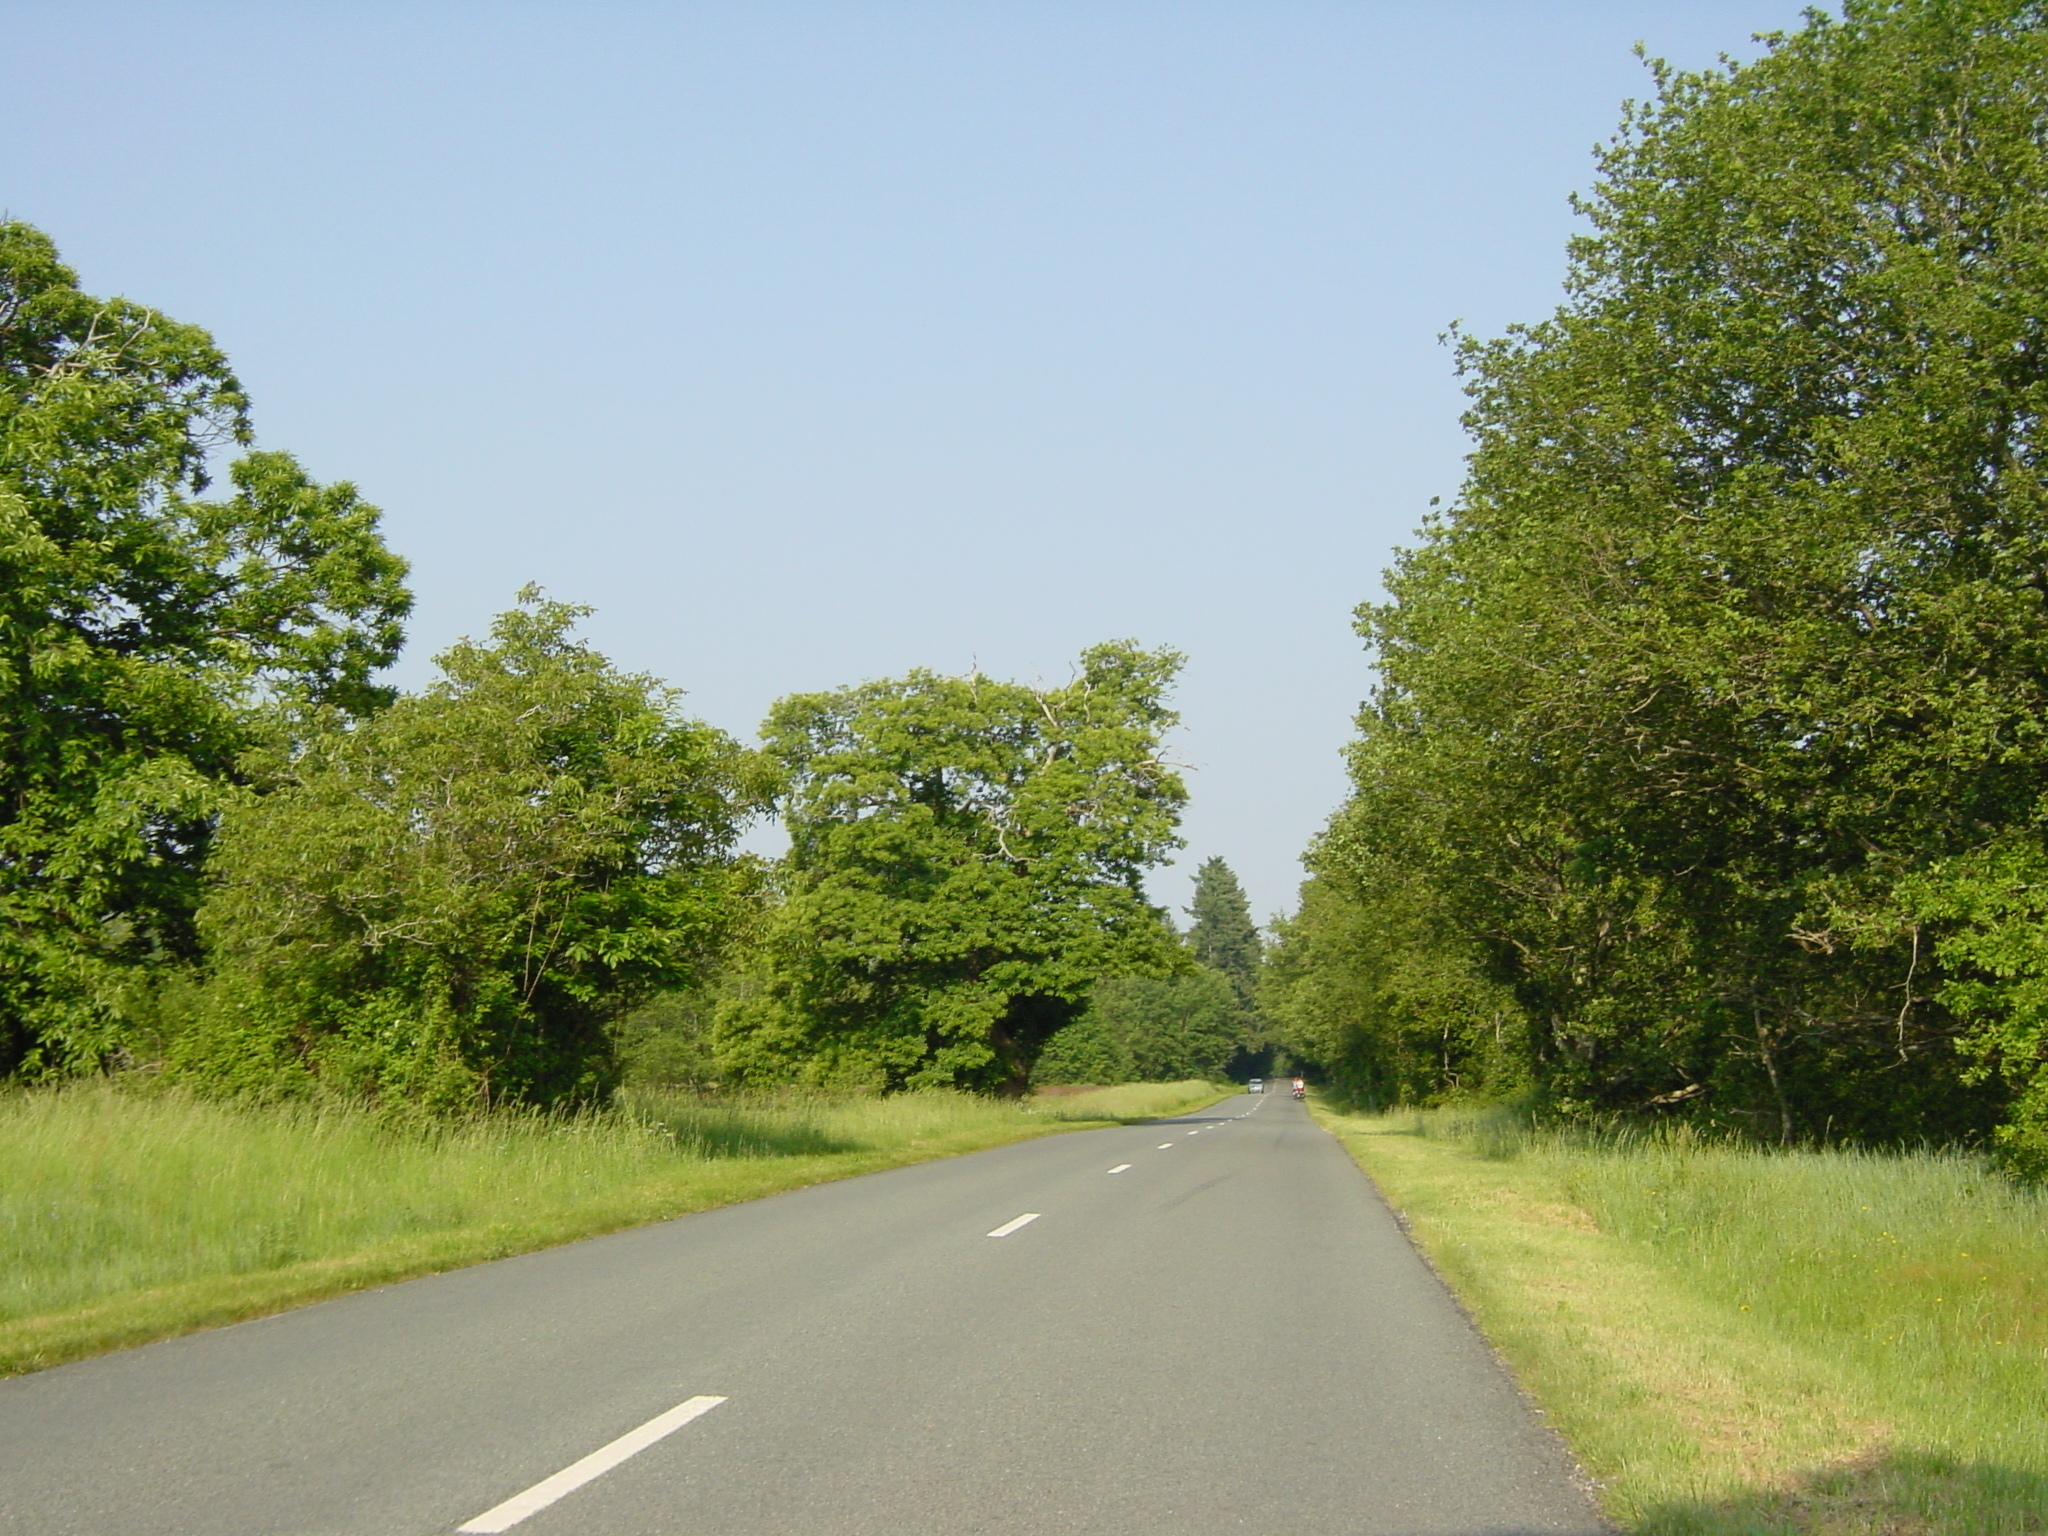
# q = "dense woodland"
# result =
<box><xmin>1262</xmin><ymin>0</ymin><xmax>2048</xmax><ymax>1175</ymax></box>
<box><xmin>13</xmin><ymin>0</ymin><xmax>2048</xmax><ymax>1174</ymax></box>
<box><xmin>0</xmin><ymin>220</ymin><xmax>1249</xmax><ymax>1104</ymax></box>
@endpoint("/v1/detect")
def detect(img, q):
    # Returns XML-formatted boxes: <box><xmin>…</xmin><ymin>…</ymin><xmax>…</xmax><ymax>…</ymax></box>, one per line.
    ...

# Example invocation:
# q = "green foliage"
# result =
<box><xmin>613</xmin><ymin>991</ymin><xmax>720</xmax><ymax>1089</ymax></box>
<box><xmin>721</xmin><ymin>643</ymin><xmax>1188</xmax><ymax>1092</ymax></box>
<box><xmin>1182</xmin><ymin>855</ymin><xmax>1274</xmax><ymax>1077</ymax></box>
<box><xmin>1261</xmin><ymin>874</ymin><xmax>1526</xmax><ymax>1109</ymax></box>
<box><xmin>1300</xmin><ymin>0</ymin><xmax>2048</xmax><ymax>1149</ymax></box>
<box><xmin>1035</xmin><ymin>971</ymin><xmax>1242</xmax><ymax>1086</ymax></box>
<box><xmin>1030</xmin><ymin>1009</ymin><xmax>1136</xmax><ymax>1086</ymax></box>
<box><xmin>1186</xmin><ymin>857</ymin><xmax>1260</xmax><ymax>1007</ymax></box>
<box><xmin>1037</xmin><ymin>859</ymin><xmax>1262</xmax><ymax>1086</ymax></box>
<box><xmin>182</xmin><ymin>593</ymin><xmax>761</xmax><ymax>1110</ymax></box>
<box><xmin>0</xmin><ymin>222</ymin><xmax>410</xmax><ymax>1077</ymax></box>
<box><xmin>1900</xmin><ymin>844</ymin><xmax>2048</xmax><ymax>1175</ymax></box>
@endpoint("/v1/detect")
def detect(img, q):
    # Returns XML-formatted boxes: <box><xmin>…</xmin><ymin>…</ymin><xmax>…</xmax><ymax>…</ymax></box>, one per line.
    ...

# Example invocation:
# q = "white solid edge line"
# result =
<box><xmin>456</xmin><ymin>1395</ymin><xmax>727</xmax><ymax>1533</ymax></box>
<box><xmin>1107</xmin><ymin>1163</ymin><xmax>1132</xmax><ymax>1174</ymax></box>
<box><xmin>987</xmin><ymin>1212</ymin><xmax>1041</xmax><ymax>1238</ymax></box>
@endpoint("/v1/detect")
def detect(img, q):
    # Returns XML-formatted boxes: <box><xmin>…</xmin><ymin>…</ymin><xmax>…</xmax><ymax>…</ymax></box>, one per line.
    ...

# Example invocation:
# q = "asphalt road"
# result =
<box><xmin>0</xmin><ymin>1092</ymin><xmax>1605</xmax><ymax>1536</ymax></box>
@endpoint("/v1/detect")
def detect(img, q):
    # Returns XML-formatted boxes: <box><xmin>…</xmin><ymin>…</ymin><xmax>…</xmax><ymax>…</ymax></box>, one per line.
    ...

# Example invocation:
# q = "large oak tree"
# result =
<box><xmin>722</xmin><ymin>643</ymin><xmax>1187</xmax><ymax>1093</ymax></box>
<box><xmin>0</xmin><ymin>223</ymin><xmax>409</xmax><ymax>1076</ymax></box>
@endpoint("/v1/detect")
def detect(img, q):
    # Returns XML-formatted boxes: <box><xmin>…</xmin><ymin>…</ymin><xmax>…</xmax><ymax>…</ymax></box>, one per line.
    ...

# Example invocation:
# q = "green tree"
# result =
<box><xmin>1311</xmin><ymin>0</ymin><xmax>2048</xmax><ymax>1148</ymax></box>
<box><xmin>1031</xmin><ymin>1010</ymin><xmax>1136</xmax><ymax>1087</ymax></box>
<box><xmin>1901</xmin><ymin>848</ymin><xmax>2048</xmax><ymax>1175</ymax></box>
<box><xmin>1090</xmin><ymin>969</ymin><xmax>1241</xmax><ymax>1082</ymax></box>
<box><xmin>722</xmin><ymin>643</ymin><xmax>1188</xmax><ymax>1093</ymax></box>
<box><xmin>1186</xmin><ymin>856</ymin><xmax>1260</xmax><ymax>1009</ymax></box>
<box><xmin>612</xmin><ymin>991</ymin><xmax>720</xmax><ymax>1090</ymax></box>
<box><xmin>1261</xmin><ymin>869</ymin><xmax>1526</xmax><ymax>1110</ymax></box>
<box><xmin>1036</xmin><ymin>968</ymin><xmax>1242</xmax><ymax>1085</ymax></box>
<box><xmin>0</xmin><ymin>221</ymin><xmax>410</xmax><ymax>1077</ymax></box>
<box><xmin>184</xmin><ymin>593</ymin><xmax>760</xmax><ymax>1110</ymax></box>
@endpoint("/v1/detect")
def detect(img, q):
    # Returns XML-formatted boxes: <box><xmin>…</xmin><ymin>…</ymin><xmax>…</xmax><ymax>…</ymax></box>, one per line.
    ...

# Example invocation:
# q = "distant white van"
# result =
<box><xmin>1247</xmin><ymin>1078</ymin><xmax>1264</xmax><ymax>1094</ymax></box>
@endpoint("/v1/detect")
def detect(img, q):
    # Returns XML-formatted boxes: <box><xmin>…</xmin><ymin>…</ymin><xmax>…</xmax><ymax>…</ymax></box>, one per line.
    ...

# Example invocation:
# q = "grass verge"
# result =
<box><xmin>2</xmin><ymin>1078</ymin><xmax>1228</xmax><ymax>1378</ymax></box>
<box><xmin>1312</xmin><ymin>1102</ymin><xmax>2048</xmax><ymax>1536</ymax></box>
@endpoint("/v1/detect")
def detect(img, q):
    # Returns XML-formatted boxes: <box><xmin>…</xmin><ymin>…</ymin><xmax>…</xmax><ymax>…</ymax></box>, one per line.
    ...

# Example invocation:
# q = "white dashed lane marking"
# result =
<box><xmin>986</xmin><ymin>1213</ymin><xmax>1041</xmax><ymax>1238</ymax></box>
<box><xmin>456</xmin><ymin>1396</ymin><xmax>727</xmax><ymax>1533</ymax></box>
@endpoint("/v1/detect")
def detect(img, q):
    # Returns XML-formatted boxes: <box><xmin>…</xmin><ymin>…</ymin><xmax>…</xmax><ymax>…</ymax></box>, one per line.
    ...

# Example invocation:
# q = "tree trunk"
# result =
<box><xmin>1752</xmin><ymin>998</ymin><xmax>1793</xmax><ymax>1145</ymax></box>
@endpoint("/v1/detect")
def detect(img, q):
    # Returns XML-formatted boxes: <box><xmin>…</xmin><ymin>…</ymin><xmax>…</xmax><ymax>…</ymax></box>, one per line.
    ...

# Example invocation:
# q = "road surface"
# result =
<box><xmin>0</xmin><ymin>1093</ymin><xmax>1605</xmax><ymax>1535</ymax></box>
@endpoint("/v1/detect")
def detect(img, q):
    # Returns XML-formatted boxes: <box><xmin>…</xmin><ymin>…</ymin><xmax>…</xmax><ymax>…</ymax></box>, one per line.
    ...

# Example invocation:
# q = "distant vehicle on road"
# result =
<box><xmin>1247</xmin><ymin>1078</ymin><xmax>1264</xmax><ymax>1094</ymax></box>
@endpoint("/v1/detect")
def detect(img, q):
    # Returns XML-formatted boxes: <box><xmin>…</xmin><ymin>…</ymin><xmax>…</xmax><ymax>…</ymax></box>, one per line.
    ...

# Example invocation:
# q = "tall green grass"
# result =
<box><xmin>1413</xmin><ymin>1106</ymin><xmax>2048</xmax><ymax>1369</ymax></box>
<box><xmin>1358</xmin><ymin>1105</ymin><xmax>2048</xmax><ymax>1532</ymax></box>
<box><xmin>617</xmin><ymin>1078</ymin><xmax>1227</xmax><ymax>1158</ymax></box>
<box><xmin>1549</xmin><ymin>1133</ymin><xmax>2048</xmax><ymax>1500</ymax></box>
<box><xmin>0</xmin><ymin>1079</ymin><xmax>1223</xmax><ymax>1375</ymax></box>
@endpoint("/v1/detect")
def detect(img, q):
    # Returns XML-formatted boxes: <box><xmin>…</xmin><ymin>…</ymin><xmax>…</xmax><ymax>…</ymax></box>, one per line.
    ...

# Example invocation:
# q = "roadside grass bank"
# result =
<box><xmin>1</xmin><ymin>1079</ymin><xmax>1227</xmax><ymax>1378</ymax></box>
<box><xmin>1313</xmin><ymin>1102</ymin><xmax>2048</xmax><ymax>1536</ymax></box>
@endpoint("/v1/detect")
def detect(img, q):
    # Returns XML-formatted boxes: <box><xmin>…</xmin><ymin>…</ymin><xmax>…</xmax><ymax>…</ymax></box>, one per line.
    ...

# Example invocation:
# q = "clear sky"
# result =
<box><xmin>6</xmin><ymin>1</ymin><xmax>1805</xmax><ymax>920</ymax></box>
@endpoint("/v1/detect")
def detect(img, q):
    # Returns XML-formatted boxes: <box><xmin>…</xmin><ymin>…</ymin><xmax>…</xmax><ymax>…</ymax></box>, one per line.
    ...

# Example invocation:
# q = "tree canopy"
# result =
<box><xmin>1186</xmin><ymin>857</ymin><xmax>1260</xmax><ymax>1010</ymax></box>
<box><xmin>0</xmin><ymin>222</ymin><xmax>410</xmax><ymax>1078</ymax></box>
<box><xmin>0</xmin><ymin>218</ymin><xmax>1204</xmax><ymax>1111</ymax></box>
<box><xmin>184</xmin><ymin>593</ymin><xmax>761</xmax><ymax>1109</ymax></box>
<box><xmin>1036</xmin><ymin>969</ymin><xmax>1241</xmax><ymax>1086</ymax></box>
<box><xmin>1287</xmin><ymin>0</ymin><xmax>2048</xmax><ymax>1163</ymax></box>
<box><xmin>719</xmin><ymin>643</ymin><xmax>1188</xmax><ymax>1092</ymax></box>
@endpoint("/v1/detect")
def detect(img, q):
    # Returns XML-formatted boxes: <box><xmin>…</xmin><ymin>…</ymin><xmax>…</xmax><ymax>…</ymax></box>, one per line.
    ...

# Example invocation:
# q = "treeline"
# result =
<box><xmin>0</xmin><ymin>222</ymin><xmax>1263</xmax><ymax>1110</ymax></box>
<box><xmin>1263</xmin><ymin>0</ymin><xmax>2048</xmax><ymax>1173</ymax></box>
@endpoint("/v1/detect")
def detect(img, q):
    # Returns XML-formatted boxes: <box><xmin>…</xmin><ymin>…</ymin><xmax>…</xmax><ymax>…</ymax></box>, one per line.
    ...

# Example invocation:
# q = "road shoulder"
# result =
<box><xmin>1312</xmin><ymin>1104</ymin><xmax>1979</xmax><ymax>1536</ymax></box>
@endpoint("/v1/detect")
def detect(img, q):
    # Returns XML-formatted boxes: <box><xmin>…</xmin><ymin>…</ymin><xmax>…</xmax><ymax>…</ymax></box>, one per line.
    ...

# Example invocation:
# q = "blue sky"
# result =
<box><xmin>6</xmin><ymin>1</ymin><xmax>1805</xmax><ymax>918</ymax></box>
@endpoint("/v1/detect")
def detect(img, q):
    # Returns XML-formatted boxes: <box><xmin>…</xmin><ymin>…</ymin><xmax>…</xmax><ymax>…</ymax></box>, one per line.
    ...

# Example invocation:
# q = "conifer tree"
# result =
<box><xmin>1187</xmin><ymin>857</ymin><xmax>1260</xmax><ymax>1010</ymax></box>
